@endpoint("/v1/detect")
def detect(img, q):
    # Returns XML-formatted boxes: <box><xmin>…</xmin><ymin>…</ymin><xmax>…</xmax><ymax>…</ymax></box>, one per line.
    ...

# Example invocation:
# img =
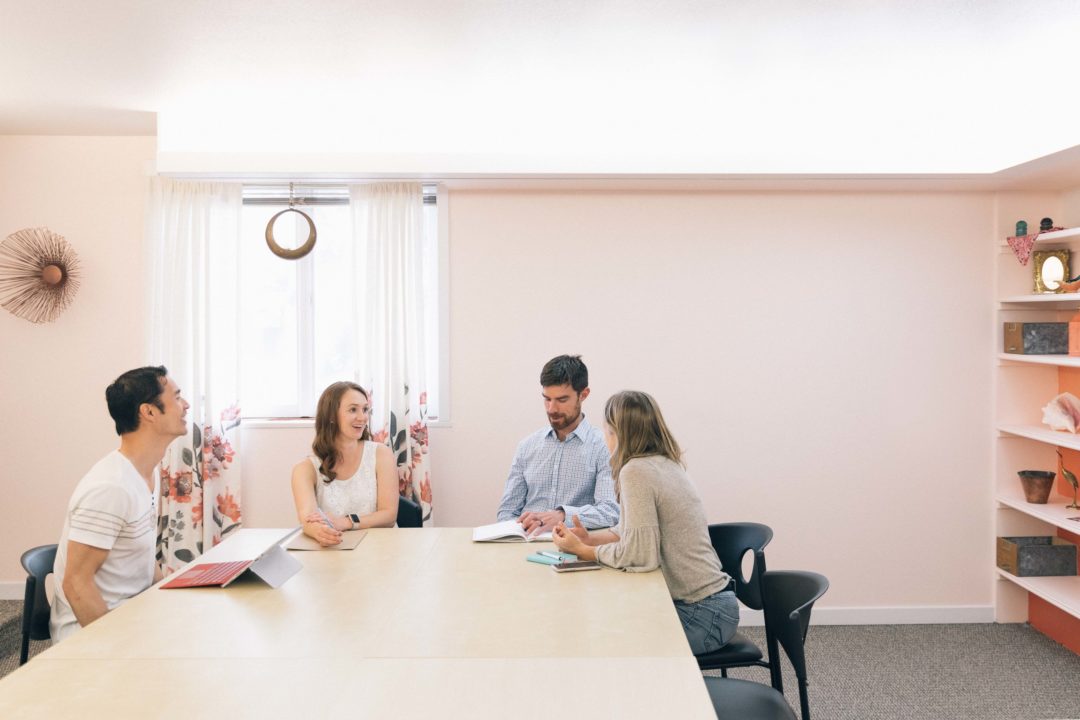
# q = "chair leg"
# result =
<box><xmin>19</xmin><ymin>633</ymin><xmax>29</xmax><ymax>665</ymax></box>
<box><xmin>798</xmin><ymin>679</ymin><xmax>811</xmax><ymax>720</ymax></box>
<box><xmin>767</xmin><ymin>637</ymin><xmax>784</xmax><ymax>692</ymax></box>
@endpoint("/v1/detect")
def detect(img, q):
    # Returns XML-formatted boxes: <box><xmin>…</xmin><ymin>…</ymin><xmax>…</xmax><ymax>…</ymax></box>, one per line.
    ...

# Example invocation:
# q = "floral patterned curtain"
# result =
<box><xmin>351</xmin><ymin>183</ymin><xmax>433</xmax><ymax>523</ymax></box>
<box><xmin>146</xmin><ymin>179</ymin><xmax>244</xmax><ymax>570</ymax></box>
<box><xmin>158</xmin><ymin>409</ymin><xmax>242</xmax><ymax>571</ymax></box>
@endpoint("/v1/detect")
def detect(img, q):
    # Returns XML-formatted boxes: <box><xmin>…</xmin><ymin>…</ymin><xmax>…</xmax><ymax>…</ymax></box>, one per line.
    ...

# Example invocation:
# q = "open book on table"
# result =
<box><xmin>472</xmin><ymin>519</ymin><xmax>552</xmax><ymax>542</ymax></box>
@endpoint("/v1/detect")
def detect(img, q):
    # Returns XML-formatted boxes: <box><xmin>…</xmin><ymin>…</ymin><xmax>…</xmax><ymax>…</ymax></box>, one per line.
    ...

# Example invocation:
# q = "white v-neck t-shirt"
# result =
<box><xmin>50</xmin><ymin>450</ymin><xmax>159</xmax><ymax>643</ymax></box>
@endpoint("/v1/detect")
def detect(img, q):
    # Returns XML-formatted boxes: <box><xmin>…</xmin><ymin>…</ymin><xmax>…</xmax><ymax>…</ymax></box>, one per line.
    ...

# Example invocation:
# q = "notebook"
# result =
<box><xmin>161</xmin><ymin>528</ymin><xmax>303</xmax><ymax>589</ymax></box>
<box><xmin>526</xmin><ymin>551</ymin><xmax>577</xmax><ymax>565</ymax></box>
<box><xmin>472</xmin><ymin>519</ymin><xmax>552</xmax><ymax>543</ymax></box>
<box><xmin>286</xmin><ymin>529</ymin><xmax>367</xmax><ymax>551</ymax></box>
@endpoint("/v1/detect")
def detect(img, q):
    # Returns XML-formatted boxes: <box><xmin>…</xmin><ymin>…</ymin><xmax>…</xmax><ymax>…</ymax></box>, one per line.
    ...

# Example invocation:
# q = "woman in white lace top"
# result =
<box><xmin>291</xmin><ymin>382</ymin><xmax>399</xmax><ymax>546</ymax></box>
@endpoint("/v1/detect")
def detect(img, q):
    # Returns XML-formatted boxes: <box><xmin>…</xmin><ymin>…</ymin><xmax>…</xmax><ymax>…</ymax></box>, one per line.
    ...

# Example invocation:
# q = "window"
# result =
<box><xmin>237</xmin><ymin>184</ymin><xmax>445</xmax><ymax>420</ymax></box>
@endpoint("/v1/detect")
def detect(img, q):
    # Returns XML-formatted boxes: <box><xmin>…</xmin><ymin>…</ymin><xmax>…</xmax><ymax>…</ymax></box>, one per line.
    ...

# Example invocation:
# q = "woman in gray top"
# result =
<box><xmin>551</xmin><ymin>390</ymin><xmax>739</xmax><ymax>655</ymax></box>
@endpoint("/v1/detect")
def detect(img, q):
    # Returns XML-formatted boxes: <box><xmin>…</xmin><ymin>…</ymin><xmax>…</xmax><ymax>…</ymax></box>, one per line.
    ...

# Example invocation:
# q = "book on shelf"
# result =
<box><xmin>472</xmin><ymin>519</ymin><xmax>552</xmax><ymax>542</ymax></box>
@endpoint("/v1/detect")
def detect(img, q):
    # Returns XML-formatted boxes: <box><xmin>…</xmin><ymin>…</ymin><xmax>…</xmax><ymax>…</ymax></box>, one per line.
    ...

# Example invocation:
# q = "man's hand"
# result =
<box><xmin>519</xmin><ymin>509</ymin><xmax>565</xmax><ymax>536</ymax></box>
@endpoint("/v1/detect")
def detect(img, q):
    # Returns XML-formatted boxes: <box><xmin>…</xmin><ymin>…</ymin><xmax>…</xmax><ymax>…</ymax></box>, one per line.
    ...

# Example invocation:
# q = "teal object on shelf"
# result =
<box><xmin>1016</xmin><ymin>220</ymin><xmax>1028</xmax><ymax>236</ymax></box>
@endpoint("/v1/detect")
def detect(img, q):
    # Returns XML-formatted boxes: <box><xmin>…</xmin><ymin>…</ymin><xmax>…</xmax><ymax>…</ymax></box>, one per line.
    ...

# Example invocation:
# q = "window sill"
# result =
<box><xmin>241</xmin><ymin>418</ymin><xmax>314</xmax><ymax>429</ymax></box>
<box><xmin>241</xmin><ymin>418</ymin><xmax>452</xmax><ymax>429</ymax></box>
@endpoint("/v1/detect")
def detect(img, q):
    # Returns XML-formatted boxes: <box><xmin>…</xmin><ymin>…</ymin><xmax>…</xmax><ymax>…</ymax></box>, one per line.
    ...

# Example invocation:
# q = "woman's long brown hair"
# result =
<box><xmin>312</xmin><ymin>381</ymin><xmax>372</xmax><ymax>482</ymax></box>
<box><xmin>604</xmin><ymin>390</ymin><xmax>683</xmax><ymax>498</ymax></box>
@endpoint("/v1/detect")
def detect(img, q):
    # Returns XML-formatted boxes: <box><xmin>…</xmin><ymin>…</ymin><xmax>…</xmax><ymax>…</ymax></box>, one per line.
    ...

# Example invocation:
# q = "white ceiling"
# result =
<box><xmin>3</xmin><ymin>0</ymin><xmax>1080</xmax><ymax>174</ymax></box>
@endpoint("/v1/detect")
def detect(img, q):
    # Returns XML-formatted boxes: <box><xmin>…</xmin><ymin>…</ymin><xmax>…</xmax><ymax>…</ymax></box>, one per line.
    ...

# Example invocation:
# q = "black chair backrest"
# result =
<box><xmin>397</xmin><ymin>494</ymin><xmax>423</xmax><ymax>528</ymax></box>
<box><xmin>762</xmin><ymin>570</ymin><xmax>830</xmax><ymax>720</ymax></box>
<box><xmin>21</xmin><ymin>544</ymin><xmax>58</xmax><ymax>642</ymax></box>
<box><xmin>708</xmin><ymin>522</ymin><xmax>773</xmax><ymax>611</ymax></box>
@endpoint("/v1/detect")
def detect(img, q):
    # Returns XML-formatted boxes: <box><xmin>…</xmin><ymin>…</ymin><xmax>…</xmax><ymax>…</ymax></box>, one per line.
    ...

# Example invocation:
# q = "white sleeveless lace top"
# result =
<box><xmin>311</xmin><ymin>441</ymin><xmax>379</xmax><ymax>518</ymax></box>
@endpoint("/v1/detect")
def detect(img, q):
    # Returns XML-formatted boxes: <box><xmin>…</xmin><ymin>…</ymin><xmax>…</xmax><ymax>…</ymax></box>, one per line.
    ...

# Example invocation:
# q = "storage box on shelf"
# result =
<box><xmin>996</xmin><ymin>536</ymin><xmax>1077</xmax><ymax>577</ymax></box>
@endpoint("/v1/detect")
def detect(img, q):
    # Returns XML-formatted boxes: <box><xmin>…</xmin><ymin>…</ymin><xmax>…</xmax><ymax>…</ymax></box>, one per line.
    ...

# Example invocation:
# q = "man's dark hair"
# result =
<box><xmin>540</xmin><ymin>355</ymin><xmax>588</xmax><ymax>393</ymax></box>
<box><xmin>105</xmin><ymin>366</ymin><xmax>168</xmax><ymax>435</ymax></box>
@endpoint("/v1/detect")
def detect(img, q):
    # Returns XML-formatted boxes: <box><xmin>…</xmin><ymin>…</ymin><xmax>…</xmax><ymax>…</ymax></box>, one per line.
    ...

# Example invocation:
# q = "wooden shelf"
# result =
<box><xmin>996</xmin><ymin>488</ymin><xmax>1080</xmax><ymax>533</ymax></box>
<box><xmin>996</xmin><ymin>569</ymin><xmax>1080</xmax><ymax>620</ymax></box>
<box><xmin>997</xmin><ymin>353</ymin><xmax>1080</xmax><ymax>367</ymax></box>
<box><xmin>997</xmin><ymin>424</ymin><xmax>1080</xmax><ymax>452</ymax></box>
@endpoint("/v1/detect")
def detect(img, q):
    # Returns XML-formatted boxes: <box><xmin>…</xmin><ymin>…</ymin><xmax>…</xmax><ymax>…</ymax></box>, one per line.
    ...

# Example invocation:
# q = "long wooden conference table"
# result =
<box><xmin>0</xmin><ymin>528</ymin><xmax>716</xmax><ymax>718</ymax></box>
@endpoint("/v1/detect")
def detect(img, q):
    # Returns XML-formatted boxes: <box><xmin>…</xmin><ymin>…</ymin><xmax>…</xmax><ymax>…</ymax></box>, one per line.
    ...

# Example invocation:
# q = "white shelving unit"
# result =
<box><xmin>1037</xmin><ymin>227</ymin><xmax>1080</xmax><ymax>243</ymax></box>
<box><xmin>998</xmin><ymin>353</ymin><xmax>1080</xmax><ymax>368</ymax></box>
<box><xmin>995</xmin><ymin>224</ymin><xmax>1080</xmax><ymax>625</ymax></box>
<box><xmin>998</xmin><ymin>424</ymin><xmax>1080</xmax><ymax>452</ymax></box>
<box><xmin>996</xmin><ymin>486</ymin><xmax>1080</xmax><ymax>534</ymax></box>
<box><xmin>994</xmin><ymin>570</ymin><xmax>1080</xmax><ymax>619</ymax></box>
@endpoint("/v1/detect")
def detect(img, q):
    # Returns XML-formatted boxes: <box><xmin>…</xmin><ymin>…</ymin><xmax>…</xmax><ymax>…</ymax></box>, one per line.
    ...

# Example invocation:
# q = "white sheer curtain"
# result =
<box><xmin>146</xmin><ymin>178</ymin><xmax>244</xmax><ymax>572</ymax></box>
<box><xmin>350</xmin><ymin>183</ymin><xmax>433</xmax><ymax>523</ymax></box>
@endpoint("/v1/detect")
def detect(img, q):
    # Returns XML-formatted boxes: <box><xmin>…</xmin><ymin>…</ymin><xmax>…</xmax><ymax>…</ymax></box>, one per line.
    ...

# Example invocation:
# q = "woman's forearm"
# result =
<box><xmin>587</xmin><ymin>529</ymin><xmax>620</xmax><ymax>546</ymax></box>
<box><xmin>359</xmin><ymin>507</ymin><xmax>398</xmax><ymax>529</ymax></box>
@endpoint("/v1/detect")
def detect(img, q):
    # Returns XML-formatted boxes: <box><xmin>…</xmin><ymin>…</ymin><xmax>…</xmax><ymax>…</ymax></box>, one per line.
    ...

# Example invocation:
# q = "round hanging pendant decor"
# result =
<box><xmin>265</xmin><ymin>208</ymin><xmax>317</xmax><ymax>260</ymax></box>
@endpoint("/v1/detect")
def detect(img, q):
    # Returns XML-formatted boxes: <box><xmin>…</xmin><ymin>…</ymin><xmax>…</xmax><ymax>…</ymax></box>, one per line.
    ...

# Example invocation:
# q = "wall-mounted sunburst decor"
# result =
<box><xmin>0</xmin><ymin>227</ymin><xmax>82</xmax><ymax>324</ymax></box>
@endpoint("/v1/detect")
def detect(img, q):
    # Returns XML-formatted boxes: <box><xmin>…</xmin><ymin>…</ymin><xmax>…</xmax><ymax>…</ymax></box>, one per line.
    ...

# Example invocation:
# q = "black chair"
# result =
<box><xmin>697</xmin><ymin>523</ymin><xmax>780</xmax><ymax>689</ymax></box>
<box><xmin>19</xmin><ymin>544</ymin><xmax>58</xmax><ymax>665</ymax></box>
<box><xmin>397</xmin><ymin>494</ymin><xmax>423</xmax><ymax>528</ymax></box>
<box><xmin>705</xmin><ymin>570</ymin><xmax>830</xmax><ymax>720</ymax></box>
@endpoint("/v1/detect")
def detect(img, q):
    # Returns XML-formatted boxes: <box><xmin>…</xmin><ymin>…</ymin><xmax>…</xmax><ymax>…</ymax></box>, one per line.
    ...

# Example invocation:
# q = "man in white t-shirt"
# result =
<box><xmin>50</xmin><ymin>365</ymin><xmax>189</xmax><ymax>643</ymax></box>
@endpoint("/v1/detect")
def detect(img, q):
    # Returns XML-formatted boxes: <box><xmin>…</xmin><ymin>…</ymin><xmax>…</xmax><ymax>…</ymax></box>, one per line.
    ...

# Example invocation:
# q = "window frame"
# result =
<box><xmin>237</xmin><ymin>183</ymin><xmax>448</xmax><ymax>423</ymax></box>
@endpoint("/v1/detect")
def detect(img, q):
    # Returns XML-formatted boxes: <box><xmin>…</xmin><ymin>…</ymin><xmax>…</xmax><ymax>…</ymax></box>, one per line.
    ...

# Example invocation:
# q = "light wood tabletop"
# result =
<box><xmin>0</xmin><ymin>527</ymin><xmax>716</xmax><ymax>718</ymax></box>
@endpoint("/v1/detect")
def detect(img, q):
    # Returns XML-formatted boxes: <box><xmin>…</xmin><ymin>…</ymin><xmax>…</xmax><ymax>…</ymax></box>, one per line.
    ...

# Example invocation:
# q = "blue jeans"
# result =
<box><xmin>674</xmin><ymin>589</ymin><xmax>739</xmax><ymax>656</ymax></box>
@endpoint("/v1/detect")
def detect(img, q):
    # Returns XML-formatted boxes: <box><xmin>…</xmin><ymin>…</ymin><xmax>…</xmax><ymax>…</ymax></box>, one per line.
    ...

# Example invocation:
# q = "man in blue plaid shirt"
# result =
<box><xmin>496</xmin><ymin>355</ymin><xmax>619</xmax><ymax>533</ymax></box>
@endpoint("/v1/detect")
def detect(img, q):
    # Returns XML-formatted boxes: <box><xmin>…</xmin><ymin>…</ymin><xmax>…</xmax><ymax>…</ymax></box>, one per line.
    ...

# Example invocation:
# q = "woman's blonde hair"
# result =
<box><xmin>313</xmin><ymin>381</ymin><xmax>371</xmax><ymax>482</ymax></box>
<box><xmin>604</xmin><ymin>390</ymin><xmax>683</xmax><ymax>493</ymax></box>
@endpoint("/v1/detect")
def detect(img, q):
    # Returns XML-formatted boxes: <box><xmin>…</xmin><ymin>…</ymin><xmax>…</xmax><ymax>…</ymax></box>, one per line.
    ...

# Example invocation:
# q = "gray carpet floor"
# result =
<box><xmin>0</xmin><ymin>598</ymin><xmax>1077</xmax><ymax>719</ymax></box>
<box><xmin>713</xmin><ymin>624</ymin><xmax>1080</xmax><ymax>720</ymax></box>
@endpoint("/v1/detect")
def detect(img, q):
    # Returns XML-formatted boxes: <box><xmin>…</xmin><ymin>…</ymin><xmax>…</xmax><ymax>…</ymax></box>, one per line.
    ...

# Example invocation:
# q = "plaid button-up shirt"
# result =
<box><xmin>496</xmin><ymin>415</ymin><xmax>619</xmax><ymax>529</ymax></box>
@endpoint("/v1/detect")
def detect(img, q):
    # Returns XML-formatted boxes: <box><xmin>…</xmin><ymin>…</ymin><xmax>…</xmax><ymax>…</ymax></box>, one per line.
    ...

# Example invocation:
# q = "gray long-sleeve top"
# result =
<box><xmin>595</xmin><ymin>455</ymin><xmax>729</xmax><ymax>604</ymax></box>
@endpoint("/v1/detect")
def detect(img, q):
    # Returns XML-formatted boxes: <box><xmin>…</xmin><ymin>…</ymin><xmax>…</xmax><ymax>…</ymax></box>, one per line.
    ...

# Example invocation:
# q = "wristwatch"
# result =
<box><xmin>348</xmin><ymin>513</ymin><xmax>360</xmax><ymax>530</ymax></box>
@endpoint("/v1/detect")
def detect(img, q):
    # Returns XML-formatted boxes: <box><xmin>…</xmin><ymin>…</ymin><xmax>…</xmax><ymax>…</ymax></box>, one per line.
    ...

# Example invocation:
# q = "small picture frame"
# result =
<box><xmin>1033</xmin><ymin>249</ymin><xmax>1070</xmax><ymax>293</ymax></box>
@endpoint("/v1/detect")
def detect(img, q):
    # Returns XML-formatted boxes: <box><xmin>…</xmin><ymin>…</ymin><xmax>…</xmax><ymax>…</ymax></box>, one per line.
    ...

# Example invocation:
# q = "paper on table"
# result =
<box><xmin>287</xmin><ymin>529</ymin><xmax>367</xmax><ymax>551</ymax></box>
<box><xmin>472</xmin><ymin>519</ymin><xmax>553</xmax><ymax>542</ymax></box>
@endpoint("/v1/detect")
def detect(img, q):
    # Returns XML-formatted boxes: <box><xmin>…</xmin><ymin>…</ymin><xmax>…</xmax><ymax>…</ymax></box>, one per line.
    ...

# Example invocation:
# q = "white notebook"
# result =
<box><xmin>472</xmin><ymin>519</ymin><xmax>552</xmax><ymax>542</ymax></box>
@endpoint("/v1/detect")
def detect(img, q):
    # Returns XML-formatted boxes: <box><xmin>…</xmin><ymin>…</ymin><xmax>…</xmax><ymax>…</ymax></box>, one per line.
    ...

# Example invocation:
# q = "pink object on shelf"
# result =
<box><xmin>1008</xmin><ymin>234</ymin><xmax>1038</xmax><ymax>265</ymax></box>
<box><xmin>1007</xmin><ymin>227</ymin><xmax>1069</xmax><ymax>266</ymax></box>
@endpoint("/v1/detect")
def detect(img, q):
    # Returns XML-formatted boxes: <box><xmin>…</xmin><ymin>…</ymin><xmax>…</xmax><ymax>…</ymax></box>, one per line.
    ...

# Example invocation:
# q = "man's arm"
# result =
<box><xmin>495</xmin><ymin>442</ymin><xmax>529</xmax><ymax>521</ymax></box>
<box><xmin>558</xmin><ymin>443</ymin><xmax>619</xmax><ymax>529</ymax></box>
<box><xmin>62</xmin><ymin>540</ymin><xmax>110</xmax><ymax>629</ymax></box>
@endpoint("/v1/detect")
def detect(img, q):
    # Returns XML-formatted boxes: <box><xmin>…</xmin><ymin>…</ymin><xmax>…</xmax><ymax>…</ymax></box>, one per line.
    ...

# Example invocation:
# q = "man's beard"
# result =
<box><xmin>548</xmin><ymin>409</ymin><xmax>580</xmax><ymax>431</ymax></box>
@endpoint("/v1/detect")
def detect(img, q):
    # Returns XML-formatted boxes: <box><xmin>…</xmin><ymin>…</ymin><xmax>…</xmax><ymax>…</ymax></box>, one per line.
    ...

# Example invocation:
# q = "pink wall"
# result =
<box><xmin>430</xmin><ymin>189</ymin><xmax>995</xmax><ymax>615</ymax></box>
<box><xmin>0</xmin><ymin>143</ymin><xmax>1003</xmax><ymax>616</ymax></box>
<box><xmin>0</xmin><ymin>136</ymin><xmax>156</xmax><ymax>595</ymax></box>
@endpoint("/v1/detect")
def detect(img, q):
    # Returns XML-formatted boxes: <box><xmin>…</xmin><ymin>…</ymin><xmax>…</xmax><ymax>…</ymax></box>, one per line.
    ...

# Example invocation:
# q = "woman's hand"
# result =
<box><xmin>303</xmin><ymin>516</ymin><xmax>343</xmax><ymax>546</ymax></box>
<box><xmin>306</xmin><ymin>510</ymin><xmax>351</xmax><ymax>532</ymax></box>
<box><xmin>566</xmin><ymin>514</ymin><xmax>591</xmax><ymax>544</ymax></box>
<box><xmin>552</xmin><ymin>522</ymin><xmax>586</xmax><ymax>555</ymax></box>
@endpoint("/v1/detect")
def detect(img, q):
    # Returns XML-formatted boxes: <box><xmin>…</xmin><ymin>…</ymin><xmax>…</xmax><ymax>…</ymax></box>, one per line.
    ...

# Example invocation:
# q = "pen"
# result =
<box><xmin>539</xmin><ymin>551</ymin><xmax>565</xmax><ymax>561</ymax></box>
<box><xmin>316</xmin><ymin>508</ymin><xmax>337</xmax><ymax>531</ymax></box>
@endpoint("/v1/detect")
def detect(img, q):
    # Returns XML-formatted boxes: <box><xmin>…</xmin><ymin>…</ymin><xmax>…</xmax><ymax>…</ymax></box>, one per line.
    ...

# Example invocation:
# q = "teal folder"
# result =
<box><xmin>526</xmin><ymin>551</ymin><xmax>577</xmax><ymax>565</ymax></box>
